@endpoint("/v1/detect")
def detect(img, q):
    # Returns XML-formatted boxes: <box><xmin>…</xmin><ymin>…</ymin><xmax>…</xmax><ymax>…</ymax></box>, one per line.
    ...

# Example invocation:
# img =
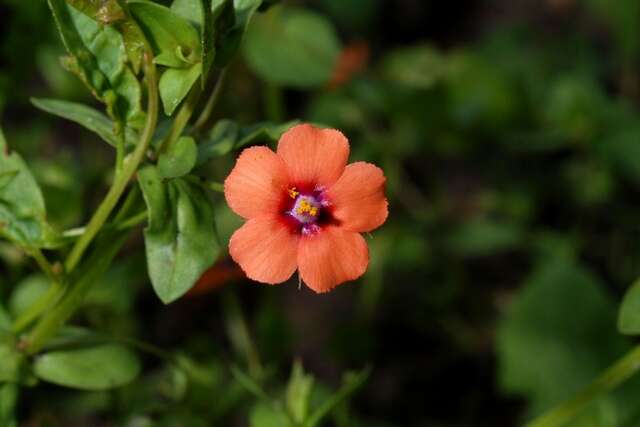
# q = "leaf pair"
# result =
<box><xmin>139</xmin><ymin>166</ymin><xmax>220</xmax><ymax>304</ymax></box>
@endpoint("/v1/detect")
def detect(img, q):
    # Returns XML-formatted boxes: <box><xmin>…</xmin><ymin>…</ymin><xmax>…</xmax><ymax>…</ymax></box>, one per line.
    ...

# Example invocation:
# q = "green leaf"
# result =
<box><xmin>129</xmin><ymin>0</ymin><xmax>200</xmax><ymax>68</ymax></box>
<box><xmin>0</xmin><ymin>305</ymin><xmax>10</xmax><ymax>331</ymax></box>
<box><xmin>497</xmin><ymin>261</ymin><xmax>639</xmax><ymax>423</ymax></box>
<box><xmin>139</xmin><ymin>166</ymin><xmax>220</xmax><ymax>304</ymax></box>
<box><xmin>159</xmin><ymin>63</ymin><xmax>202</xmax><ymax>115</ymax></box>
<box><xmin>33</xmin><ymin>344</ymin><xmax>141</xmax><ymax>390</ymax></box>
<box><xmin>286</xmin><ymin>360</ymin><xmax>314</xmax><ymax>424</ymax></box>
<box><xmin>8</xmin><ymin>275</ymin><xmax>48</xmax><ymax>318</ymax></box>
<box><xmin>250</xmin><ymin>402</ymin><xmax>291</xmax><ymax>427</ymax></box>
<box><xmin>381</xmin><ymin>45</ymin><xmax>446</xmax><ymax>89</ymax></box>
<box><xmin>0</xmin><ymin>129</ymin><xmax>57</xmax><ymax>248</ymax></box>
<box><xmin>0</xmin><ymin>345</ymin><xmax>23</xmax><ymax>383</ymax></box>
<box><xmin>48</xmin><ymin>0</ymin><xmax>143</xmax><ymax>125</ymax></box>
<box><xmin>306</xmin><ymin>366</ymin><xmax>371</xmax><ymax>427</ymax></box>
<box><xmin>243</xmin><ymin>6</ymin><xmax>341</xmax><ymax>87</ymax></box>
<box><xmin>158</xmin><ymin>136</ymin><xmax>198</xmax><ymax>178</ymax></box>
<box><xmin>171</xmin><ymin>0</ymin><xmax>204</xmax><ymax>23</ymax></box>
<box><xmin>447</xmin><ymin>219</ymin><xmax>523</xmax><ymax>256</ymax></box>
<box><xmin>214</xmin><ymin>0</ymin><xmax>259</xmax><ymax>67</ymax></box>
<box><xmin>197</xmin><ymin>119</ymin><xmax>297</xmax><ymax>164</ymax></box>
<box><xmin>618</xmin><ymin>279</ymin><xmax>640</xmax><ymax>335</ymax></box>
<box><xmin>0</xmin><ymin>384</ymin><xmax>18</xmax><ymax>427</ymax></box>
<box><xmin>31</xmin><ymin>98</ymin><xmax>138</xmax><ymax>148</ymax></box>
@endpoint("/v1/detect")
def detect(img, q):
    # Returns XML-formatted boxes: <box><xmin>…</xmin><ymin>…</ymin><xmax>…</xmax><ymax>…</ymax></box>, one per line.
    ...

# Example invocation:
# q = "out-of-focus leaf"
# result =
<box><xmin>447</xmin><ymin>219</ymin><xmax>523</xmax><ymax>256</ymax></box>
<box><xmin>618</xmin><ymin>279</ymin><xmax>640</xmax><ymax>335</ymax></box>
<box><xmin>159</xmin><ymin>63</ymin><xmax>202</xmax><ymax>115</ymax></box>
<box><xmin>586</xmin><ymin>0</ymin><xmax>640</xmax><ymax>61</ymax></box>
<box><xmin>0</xmin><ymin>383</ymin><xmax>18</xmax><ymax>427</ymax></box>
<box><xmin>306</xmin><ymin>366</ymin><xmax>371</xmax><ymax>427</ymax></box>
<box><xmin>286</xmin><ymin>360</ymin><xmax>314</xmax><ymax>424</ymax></box>
<box><xmin>0</xmin><ymin>129</ymin><xmax>57</xmax><ymax>248</ymax></box>
<box><xmin>139</xmin><ymin>166</ymin><xmax>220</xmax><ymax>303</ymax></box>
<box><xmin>31</xmin><ymin>98</ymin><xmax>138</xmax><ymax>148</ymax></box>
<box><xmin>8</xmin><ymin>275</ymin><xmax>48</xmax><ymax>318</ymax></box>
<box><xmin>0</xmin><ymin>305</ymin><xmax>10</xmax><ymax>331</ymax></box>
<box><xmin>243</xmin><ymin>6</ymin><xmax>340</xmax><ymax>87</ymax></box>
<box><xmin>129</xmin><ymin>0</ymin><xmax>200</xmax><ymax>68</ymax></box>
<box><xmin>33</xmin><ymin>344</ymin><xmax>141</xmax><ymax>390</ymax></box>
<box><xmin>48</xmin><ymin>0</ymin><xmax>143</xmax><ymax>125</ymax></box>
<box><xmin>214</xmin><ymin>0</ymin><xmax>260</xmax><ymax>67</ymax></box>
<box><xmin>0</xmin><ymin>344</ymin><xmax>23</xmax><ymax>383</ymax></box>
<box><xmin>197</xmin><ymin>119</ymin><xmax>297</xmax><ymax>164</ymax></box>
<box><xmin>250</xmin><ymin>402</ymin><xmax>291</xmax><ymax>427</ymax></box>
<box><xmin>381</xmin><ymin>45</ymin><xmax>446</xmax><ymax>89</ymax></box>
<box><xmin>497</xmin><ymin>261</ymin><xmax>640</xmax><ymax>424</ymax></box>
<box><xmin>158</xmin><ymin>136</ymin><xmax>197</xmax><ymax>178</ymax></box>
<box><xmin>596</xmin><ymin>126</ymin><xmax>640</xmax><ymax>184</ymax></box>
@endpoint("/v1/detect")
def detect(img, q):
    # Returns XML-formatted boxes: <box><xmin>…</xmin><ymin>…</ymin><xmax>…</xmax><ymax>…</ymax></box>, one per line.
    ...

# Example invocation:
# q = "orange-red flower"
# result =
<box><xmin>224</xmin><ymin>124</ymin><xmax>388</xmax><ymax>293</ymax></box>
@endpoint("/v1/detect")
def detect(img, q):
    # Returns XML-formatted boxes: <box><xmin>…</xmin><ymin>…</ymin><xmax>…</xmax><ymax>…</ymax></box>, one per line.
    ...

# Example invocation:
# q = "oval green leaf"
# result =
<box><xmin>129</xmin><ymin>0</ymin><xmax>200</xmax><ymax>67</ymax></box>
<box><xmin>619</xmin><ymin>278</ymin><xmax>640</xmax><ymax>335</ymax></box>
<box><xmin>158</xmin><ymin>136</ymin><xmax>198</xmax><ymax>178</ymax></box>
<box><xmin>159</xmin><ymin>63</ymin><xmax>202</xmax><ymax>115</ymax></box>
<box><xmin>31</xmin><ymin>98</ymin><xmax>138</xmax><ymax>148</ymax></box>
<box><xmin>243</xmin><ymin>6</ymin><xmax>341</xmax><ymax>87</ymax></box>
<box><xmin>33</xmin><ymin>344</ymin><xmax>141</xmax><ymax>390</ymax></box>
<box><xmin>139</xmin><ymin>166</ymin><xmax>220</xmax><ymax>304</ymax></box>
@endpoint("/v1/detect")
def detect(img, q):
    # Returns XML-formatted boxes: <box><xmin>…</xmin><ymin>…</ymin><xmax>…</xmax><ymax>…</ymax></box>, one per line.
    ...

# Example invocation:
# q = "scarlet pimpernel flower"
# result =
<box><xmin>224</xmin><ymin>124</ymin><xmax>388</xmax><ymax>293</ymax></box>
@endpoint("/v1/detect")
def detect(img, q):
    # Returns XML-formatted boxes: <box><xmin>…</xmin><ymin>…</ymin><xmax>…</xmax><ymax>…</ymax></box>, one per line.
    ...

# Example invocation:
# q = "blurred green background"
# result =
<box><xmin>3</xmin><ymin>0</ymin><xmax>640</xmax><ymax>425</ymax></box>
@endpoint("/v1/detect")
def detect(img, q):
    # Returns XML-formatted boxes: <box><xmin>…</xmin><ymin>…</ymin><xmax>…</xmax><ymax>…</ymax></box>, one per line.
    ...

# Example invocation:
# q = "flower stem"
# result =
<box><xmin>24</xmin><ymin>231</ymin><xmax>129</xmax><ymax>354</ymax></box>
<box><xmin>64</xmin><ymin>53</ymin><xmax>158</xmax><ymax>274</ymax></box>
<box><xmin>222</xmin><ymin>290</ymin><xmax>263</xmax><ymax>379</ymax></box>
<box><xmin>158</xmin><ymin>83</ymin><xmax>201</xmax><ymax>154</ymax></box>
<box><xmin>526</xmin><ymin>344</ymin><xmax>640</xmax><ymax>427</ymax></box>
<box><xmin>193</xmin><ymin>68</ymin><xmax>227</xmax><ymax>132</ymax></box>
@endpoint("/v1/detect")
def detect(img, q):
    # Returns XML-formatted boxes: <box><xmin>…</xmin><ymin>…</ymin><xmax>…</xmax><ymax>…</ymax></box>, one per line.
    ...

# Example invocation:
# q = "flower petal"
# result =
<box><xmin>298</xmin><ymin>226</ymin><xmax>369</xmax><ymax>293</ymax></box>
<box><xmin>326</xmin><ymin>162</ymin><xmax>388</xmax><ymax>232</ymax></box>
<box><xmin>224</xmin><ymin>146</ymin><xmax>290</xmax><ymax>219</ymax></box>
<box><xmin>229</xmin><ymin>216</ymin><xmax>299</xmax><ymax>284</ymax></box>
<box><xmin>277</xmin><ymin>124</ymin><xmax>349</xmax><ymax>188</ymax></box>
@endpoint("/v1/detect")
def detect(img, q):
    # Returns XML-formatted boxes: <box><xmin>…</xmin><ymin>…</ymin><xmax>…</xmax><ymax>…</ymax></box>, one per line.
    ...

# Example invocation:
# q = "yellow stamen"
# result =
<box><xmin>288</xmin><ymin>187</ymin><xmax>299</xmax><ymax>199</ymax></box>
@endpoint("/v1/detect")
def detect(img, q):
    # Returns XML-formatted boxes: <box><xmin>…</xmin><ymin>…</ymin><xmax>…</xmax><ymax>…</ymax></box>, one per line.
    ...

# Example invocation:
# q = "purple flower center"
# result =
<box><xmin>286</xmin><ymin>187</ymin><xmax>330</xmax><ymax>235</ymax></box>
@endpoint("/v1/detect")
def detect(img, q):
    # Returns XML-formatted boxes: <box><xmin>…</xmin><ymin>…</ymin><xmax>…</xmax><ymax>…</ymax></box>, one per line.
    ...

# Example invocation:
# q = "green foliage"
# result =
<box><xmin>139</xmin><ymin>166</ymin><xmax>220</xmax><ymax>303</ymax></box>
<box><xmin>47</xmin><ymin>0</ymin><xmax>143</xmax><ymax>127</ymax></box>
<box><xmin>33</xmin><ymin>344</ymin><xmax>141</xmax><ymax>390</ymax></box>
<box><xmin>158</xmin><ymin>63</ymin><xmax>202</xmax><ymax>115</ymax></box>
<box><xmin>243</xmin><ymin>6</ymin><xmax>340</xmax><ymax>87</ymax></box>
<box><xmin>158</xmin><ymin>136</ymin><xmax>198</xmax><ymax>178</ymax></box>
<box><xmin>497</xmin><ymin>261</ymin><xmax>639</xmax><ymax>424</ymax></box>
<box><xmin>197</xmin><ymin>119</ymin><xmax>297</xmax><ymax>163</ymax></box>
<box><xmin>286</xmin><ymin>360</ymin><xmax>314</xmax><ymax>425</ymax></box>
<box><xmin>129</xmin><ymin>0</ymin><xmax>201</xmax><ymax>68</ymax></box>
<box><xmin>0</xmin><ymin>384</ymin><xmax>18</xmax><ymax>427</ymax></box>
<box><xmin>618</xmin><ymin>279</ymin><xmax>640</xmax><ymax>335</ymax></box>
<box><xmin>0</xmin><ymin>129</ymin><xmax>56</xmax><ymax>248</ymax></box>
<box><xmin>31</xmin><ymin>98</ymin><xmax>138</xmax><ymax>148</ymax></box>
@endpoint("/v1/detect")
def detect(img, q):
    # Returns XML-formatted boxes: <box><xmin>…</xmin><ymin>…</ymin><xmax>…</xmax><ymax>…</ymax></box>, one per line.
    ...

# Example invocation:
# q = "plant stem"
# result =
<box><xmin>526</xmin><ymin>345</ymin><xmax>640</xmax><ymax>427</ymax></box>
<box><xmin>12</xmin><ymin>249</ymin><xmax>65</xmax><ymax>333</ymax></box>
<box><xmin>64</xmin><ymin>54</ymin><xmax>158</xmax><ymax>274</ymax></box>
<box><xmin>25</xmin><ymin>231</ymin><xmax>129</xmax><ymax>354</ymax></box>
<box><xmin>114</xmin><ymin>211</ymin><xmax>147</xmax><ymax>230</ymax></box>
<box><xmin>222</xmin><ymin>290</ymin><xmax>263</xmax><ymax>379</ymax></box>
<box><xmin>158</xmin><ymin>83</ymin><xmax>202</xmax><ymax>154</ymax></box>
<box><xmin>12</xmin><ymin>280</ymin><xmax>64</xmax><ymax>333</ymax></box>
<box><xmin>193</xmin><ymin>68</ymin><xmax>227</xmax><ymax>132</ymax></box>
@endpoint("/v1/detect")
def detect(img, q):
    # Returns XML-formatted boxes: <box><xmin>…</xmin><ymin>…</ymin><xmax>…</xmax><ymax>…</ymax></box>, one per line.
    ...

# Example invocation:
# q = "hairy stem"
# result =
<box><xmin>64</xmin><ymin>54</ymin><xmax>158</xmax><ymax>273</ymax></box>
